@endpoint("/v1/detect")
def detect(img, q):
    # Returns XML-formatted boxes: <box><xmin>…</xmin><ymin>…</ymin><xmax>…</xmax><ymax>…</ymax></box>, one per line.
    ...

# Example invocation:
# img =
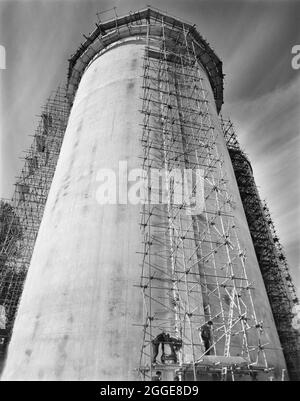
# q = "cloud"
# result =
<box><xmin>224</xmin><ymin>73</ymin><xmax>300</xmax><ymax>291</ymax></box>
<box><xmin>223</xmin><ymin>3</ymin><xmax>300</xmax><ymax>101</ymax></box>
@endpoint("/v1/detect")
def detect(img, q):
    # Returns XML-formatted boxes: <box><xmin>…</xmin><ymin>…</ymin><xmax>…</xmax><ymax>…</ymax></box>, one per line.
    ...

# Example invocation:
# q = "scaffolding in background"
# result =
<box><xmin>0</xmin><ymin>87</ymin><xmax>70</xmax><ymax>369</ymax></box>
<box><xmin>221</xmin><ymin>117</ymin><xmax>300</xmax><ymax>381</ymax></box>
<box><xmin>137</xmin><ymin>17</ymin><xmax>273</xmax><ymax>382</ymax></box>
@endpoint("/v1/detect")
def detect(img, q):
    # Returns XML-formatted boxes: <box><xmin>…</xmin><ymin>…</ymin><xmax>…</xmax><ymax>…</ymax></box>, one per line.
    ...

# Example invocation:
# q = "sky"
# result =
<box><xmin>0</xmin><ymin>0</ymin><xmax>299</xmax><ymax>290</ymax></box>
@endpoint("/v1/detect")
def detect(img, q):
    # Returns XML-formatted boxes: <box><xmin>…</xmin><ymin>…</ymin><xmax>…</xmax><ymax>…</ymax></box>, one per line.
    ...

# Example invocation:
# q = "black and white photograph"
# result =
<box><xmin>0</xmin><ymin>0</ymin><xmax>299</xmax><ymax>384</ymax></box>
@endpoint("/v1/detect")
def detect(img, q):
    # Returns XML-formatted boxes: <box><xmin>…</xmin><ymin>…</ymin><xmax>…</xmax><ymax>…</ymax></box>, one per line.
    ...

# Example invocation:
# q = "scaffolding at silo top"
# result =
<box><xmin>137</xmin><ymin>15</ymin><xmax>275</xmax><ymax>381</ymax></box>
<box><xmin>66</xmin><ymin>7</ymin><xmax>223</xmax><ymax>111</ymax></box>
<box><xmin>0</xmin><ymin>87</ymin><xmax>70</xmax><ymax>368</ymax></box>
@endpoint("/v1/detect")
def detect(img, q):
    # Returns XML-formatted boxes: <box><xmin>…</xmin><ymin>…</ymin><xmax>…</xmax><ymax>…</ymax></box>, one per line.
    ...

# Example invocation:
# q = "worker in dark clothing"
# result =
<box><xmin>200</xmin><ymin>321</ymin><xmax>213</xmax><ymax>355</ymax></box>
<box><xmin>165</xmin><ymin>335</ymin><xmax>182</xmax><ymax>363</ymax></box>
<box><xmin>152</xmin><ymin>332</ymin><xmax>183</xmax><ymax>364</ymax></box>
<box><xmin>151</xmin><ymin>332</ymin><xmax>167</xmax><ymax>364</ymax></box>
<box><xmin>152</xmin><ymin>371</ymin><xmax>162</xmax><ymax>381</ymax></box>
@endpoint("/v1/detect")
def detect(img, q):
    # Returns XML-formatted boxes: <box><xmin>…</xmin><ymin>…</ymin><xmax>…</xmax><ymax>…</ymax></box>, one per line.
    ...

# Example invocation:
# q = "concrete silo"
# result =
<box><xmin>1</xmin><ymin>7</ymin><xmax>291</xmax><ymax>381</ymax></box>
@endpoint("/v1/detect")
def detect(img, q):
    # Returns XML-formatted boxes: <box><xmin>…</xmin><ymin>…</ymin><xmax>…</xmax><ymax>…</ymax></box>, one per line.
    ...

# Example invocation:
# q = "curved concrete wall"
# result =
<box><xmin>1</xmin><ymin>34</ymin><xmax>287</xmax><ymax>380</ymax></box>
<box><xmin>2</xmin><ymin>42</ymin><xmax>145</xmax><ymax>380</ymax></box>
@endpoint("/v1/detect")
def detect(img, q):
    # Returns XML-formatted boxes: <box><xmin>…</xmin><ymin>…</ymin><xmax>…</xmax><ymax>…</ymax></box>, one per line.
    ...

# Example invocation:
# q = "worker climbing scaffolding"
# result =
<box><xmin>199</xmin><ymin>321</ymin><xmax>213</xmax><ymax>355</ymax></box>
<box><xmin>151</xmin><ymin>332</ymin><xmax>182</xmax><ymax>364</ymax></box>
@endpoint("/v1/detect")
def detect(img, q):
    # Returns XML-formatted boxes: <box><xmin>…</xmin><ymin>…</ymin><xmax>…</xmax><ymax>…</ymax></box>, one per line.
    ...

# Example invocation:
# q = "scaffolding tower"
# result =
<box><xmin>0</xmin><ymin>87</ymin><xmax>70</xmax><ymax>369</ymax></box>
<box><xmin>221</xmin><ymin>117</ymin><xmax>300</xmax><ymax>381</ymax></box>
<box><xmin>137</xmin><ymin>16</ymin><xmax>274</xmax><ymax>382</ymax></box>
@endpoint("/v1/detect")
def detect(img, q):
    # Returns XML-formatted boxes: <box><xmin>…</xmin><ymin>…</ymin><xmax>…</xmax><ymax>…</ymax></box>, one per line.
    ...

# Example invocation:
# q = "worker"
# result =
<box><xmin>152</xmin><ymin>332</ymin><xmax>183</xmax><ymax>364</ymax></box>
<box><xmin>151</xmin><ymin>332</ymin><xmax>167</xmax><ymax>364</ymax></box>
<box><xmin>200</xmin><ymin>321</ymin><xmax>213</xmax><ymax>355</ymax></box>
<box><xmin>165</xmin><ymin>334</ymin><xmax>182</xmax><ymax>363</ymax></box>
<box><xmin>152</xmin><ymin>371</ymin><xmax>162</xmax><ymax>381</ymax></box>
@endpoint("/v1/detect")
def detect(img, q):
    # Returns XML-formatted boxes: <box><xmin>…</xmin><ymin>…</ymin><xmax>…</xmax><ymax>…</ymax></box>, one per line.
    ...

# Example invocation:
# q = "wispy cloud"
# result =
<box><xmin>225</xmin><ymin>74</ymin><xmax>300</xmax><ymax>289</ymax></box>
